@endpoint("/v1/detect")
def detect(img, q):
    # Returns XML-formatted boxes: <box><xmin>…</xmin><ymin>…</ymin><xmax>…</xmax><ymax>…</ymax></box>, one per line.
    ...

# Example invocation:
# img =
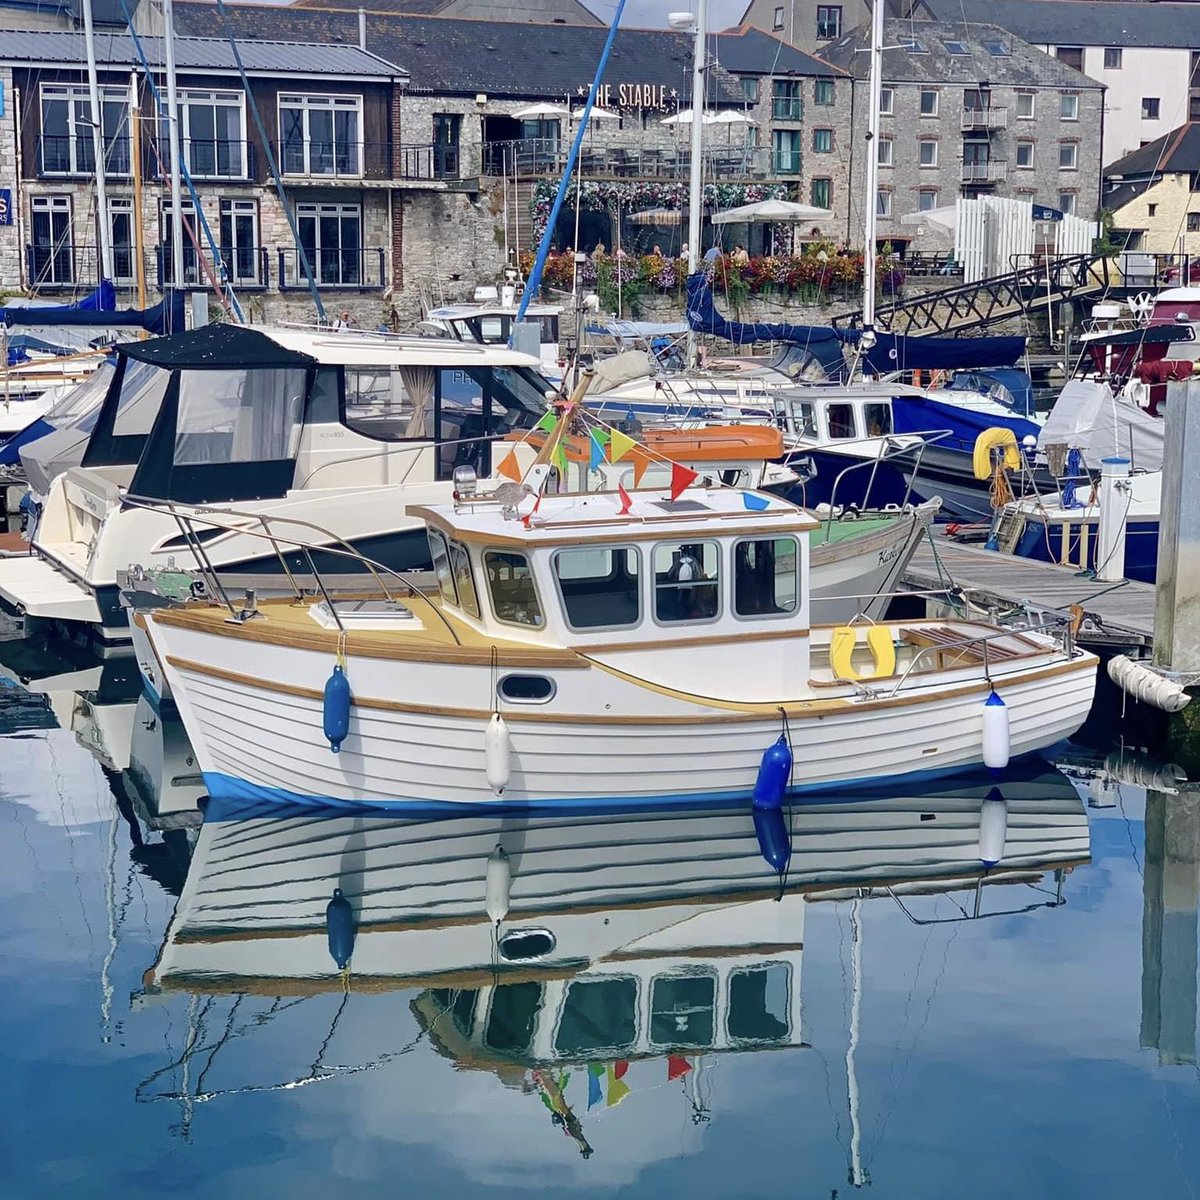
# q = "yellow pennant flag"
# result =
<box><xmin>606</xmin><ymin>1064</ymin><xmax>631</xmax><ymax>1108</ymax></box>
<box><xmin>496</xmin><ymin>451</ymin><xmax>523</xmax><ymax>483</ymax></box>
<box><xmin>608</xmin><ymin>427</ymin><xmax>636</xmax><ymax>464</ymax></box>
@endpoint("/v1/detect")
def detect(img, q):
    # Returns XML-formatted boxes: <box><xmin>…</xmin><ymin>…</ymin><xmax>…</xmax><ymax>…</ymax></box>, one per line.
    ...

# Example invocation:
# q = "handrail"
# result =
<box><xmin>816</xmin><ymin>427</ymin><xmax>954</xmax><ymax>519</ymax></box>
<box><xmin>118</xmin><ymin>495</ymin><xmax>465</xmax><ymax>647</ymax></box>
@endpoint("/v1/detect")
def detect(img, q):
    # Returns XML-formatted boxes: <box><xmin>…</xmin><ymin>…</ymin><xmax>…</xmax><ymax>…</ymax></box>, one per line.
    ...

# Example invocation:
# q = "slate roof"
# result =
<box><xmin>1103</xmin><ymin>122</ymin><xmax>1200</xmax><ymax>208</ymax></box>
<box><xmin>170</xmin><ymin>3</ymin><xmax>802</xmax><ymax>99</ymax></box>
<box><xmin>0</xmin><ymin>27</ymin><xmax>405</xmax><ymax>77</ymax></box>
<box><xmin>821</xmin><ymin>17</ymin><xmax>1102</xmax><ymax>88</ymax></box>
<box><xmin>713</xmin><ymin>24</ymin><xmax>844</xmax><ymax>77</ymax></box>
<box><xmin>917</xmin><ymin>0</ymin><xmax>1200</xmax><ymax>51</ymax></box>
<box><xmin>292</xmin><ymin>0</ymin><xmax>603</xmax><ymax>25</ymax></box>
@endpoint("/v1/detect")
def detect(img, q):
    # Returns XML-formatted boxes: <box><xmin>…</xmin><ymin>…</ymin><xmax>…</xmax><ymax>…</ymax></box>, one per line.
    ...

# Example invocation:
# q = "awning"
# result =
<box><xmin>117</xmin><ymin>323</ymin><xmax>317</xmax><ymax>370</ymax></box>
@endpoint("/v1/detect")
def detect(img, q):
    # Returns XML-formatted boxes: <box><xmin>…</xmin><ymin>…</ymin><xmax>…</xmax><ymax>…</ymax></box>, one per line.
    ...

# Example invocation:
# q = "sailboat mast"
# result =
<box><xmin>685</xmin><ymin>0</ymin><xmax>707</xmax><ymax>276</ymax></box>
<box><xmin>861</xmin><ymin>0</ymin><xmax>884</xmax><ymax>337</ymax></box>
<box><xmin>161</xmin><ymin>0</ymin><xmax>186</xmax><ymax>295</ymax></box>
<box><xmin>82</xmin><ymin>0</ymin><xmax>114</xmax><ymax>284</ymax></box>
<box><xmin>846</xmin><ymin>896</ymin><xmax>867</xmax><ymax>1188</ymax></box>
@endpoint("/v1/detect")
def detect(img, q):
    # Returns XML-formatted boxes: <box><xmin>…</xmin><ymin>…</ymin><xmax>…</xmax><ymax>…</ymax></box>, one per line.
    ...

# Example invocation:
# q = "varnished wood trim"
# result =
<box><xmin>572</xmin><ymin>627</ymin><xmax>810</xmax><ymax>653</ymax></box>
<box><xmin>606</xmin><ymin>941</ymin><xmax>804</xmax><ymax>963</ymax></box>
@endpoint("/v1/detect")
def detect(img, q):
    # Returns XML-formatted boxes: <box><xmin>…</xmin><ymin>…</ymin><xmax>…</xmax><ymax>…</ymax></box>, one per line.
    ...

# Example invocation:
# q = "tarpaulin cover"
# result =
<box><xmin>892</xmin><ymin>393</ymin><xmax>1041</xmax><ymax>448</ymax></box>
<box><xmin>0</xmin><ymin>418</ymin><xmax>53</xmax><ymax>464</ymax></box>
<box><xmin>116</xmin><ymin>323</ymin><xmax>316</xmax><ymax>370</ymax></box>
<box><xmin>684</xmin><ymin>273</ymin><xmax>848</xmax><ymax>375</ymax></box>
<box><xmin>686</xmin><ymin>273</ymin><xmax>1027</xmax><ymax>375</ymax></box>
<box><xmin>1085</xmin><ymin>324</ymin><xmax>1194</xmax><ymax>346</ymax></box>
<box><xmin>945</xmin><ymin>367</ymin><xmax>1035</xmax><ymax>417</ymax></box>
<box><xmin>0</xmin><ymin>283</ymin><xmax>185</xmax><ymax>336</ymax></box>
<box><xmin>1038</xmin><ymin>379</ymin><xmax>1164</xmax><ymax>472</ymax></box>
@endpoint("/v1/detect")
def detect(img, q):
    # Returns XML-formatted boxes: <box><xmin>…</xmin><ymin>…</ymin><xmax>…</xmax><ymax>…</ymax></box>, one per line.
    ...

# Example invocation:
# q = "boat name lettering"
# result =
<box><xmin>878</xmin><ymin>545</ymin><xmax>901</xmax><ymax>566</ymax></box>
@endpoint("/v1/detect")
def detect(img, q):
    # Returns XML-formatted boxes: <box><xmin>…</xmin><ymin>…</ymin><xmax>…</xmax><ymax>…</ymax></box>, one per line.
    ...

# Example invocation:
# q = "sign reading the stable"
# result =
<box><xmin>576</xmin><ymin>83</ymin><xmax>675</xmax><ymax>111</ymax></box>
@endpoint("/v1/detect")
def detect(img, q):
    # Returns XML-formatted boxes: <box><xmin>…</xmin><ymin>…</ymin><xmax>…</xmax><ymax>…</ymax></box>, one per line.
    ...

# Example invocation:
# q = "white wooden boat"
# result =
<box><xmin>142</xmin><ymin>481</ymin><xmax>1097</xmax><ymax>811</ymax></box>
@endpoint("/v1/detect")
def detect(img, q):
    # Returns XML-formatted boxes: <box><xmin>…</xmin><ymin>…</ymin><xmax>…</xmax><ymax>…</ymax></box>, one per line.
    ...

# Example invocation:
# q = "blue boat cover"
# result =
<box><xmin>0</xmin><ymin>418</ymin><xmax>54</xmax><ymax>464</ymax></box>
<box><xmin>0</xmin><ymin>282</ymin><xmax>184</xmax><ymax>335</ymax></box>
<box><xmin>891</xmin><ymin>393</ymin><xmax>1041</xmax><ymax>450</ymax></box>
<box><xmin>686</xmin><ymin>273</ymin><xmax>1027</xmax><ymax>375</ymax></box>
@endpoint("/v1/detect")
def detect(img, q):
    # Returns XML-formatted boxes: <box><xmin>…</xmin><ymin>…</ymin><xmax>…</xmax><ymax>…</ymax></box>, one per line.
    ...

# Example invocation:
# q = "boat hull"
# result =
<box><xmin>1013</xmin><ymin>515</ymin><xmax>1160</xmax><ymax>584</ymax></box>
<box><xmin>150</xmin><ymin>617</ymin><xmax>1098</xmax><ymax>812</ymax></box>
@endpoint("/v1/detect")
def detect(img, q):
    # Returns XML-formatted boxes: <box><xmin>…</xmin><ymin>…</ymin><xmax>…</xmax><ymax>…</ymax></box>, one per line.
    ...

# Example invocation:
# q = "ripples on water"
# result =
<box><xmin>2</xmin><ymin>643</ymin><xmax>1199</xmax><ymax>1200</ymax></box>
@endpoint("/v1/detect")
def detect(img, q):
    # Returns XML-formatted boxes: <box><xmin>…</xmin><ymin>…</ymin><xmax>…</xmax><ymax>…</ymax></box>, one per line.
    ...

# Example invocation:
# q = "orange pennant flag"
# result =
<box><xmin>608</xmin><ymin>428</ymin><xmax>637</xmax><ymax>464</ymax></box>
<box><xmin>496</xmin><ymin>451</ymin><xmax>523</xmax><ymax>483</ymax></box>
<box><xmin>632</xmin><ymin>450</ymin><xmax>650</xmax><ymax>487</ymax></box>
<box><xmin>669</xmin><ymin>462</ymin><xmax>698</xmax><ymax>501</ymax></box>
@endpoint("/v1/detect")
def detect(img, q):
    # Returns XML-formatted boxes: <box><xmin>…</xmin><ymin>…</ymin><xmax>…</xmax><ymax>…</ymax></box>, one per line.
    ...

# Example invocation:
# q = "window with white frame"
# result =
<box><xmin>772</xmin><ymin>5</ymin><xmax>783</xmax><ymax>30</ymax></box>
<box><xmin>918</xmin><ymin>138</ymin><xmax>937</xmax><ymax>167</ymax></box>
<box><xmin>1058</xmin><ymin>191</ymin><xmax>1077</xmax><ymax>215</ymax></box>
<box><xmin>879</xmin><ymin>86</ymin><xmax>894</xmax><ymax>115</ymax></box>
<box><xmin>1058</xmin><ymin>142</ymin><xmax>1078</xmax><ymax>169</ymax></box>
<box><xmin>220</xmin><ymin>198</ymin><xmax>260</xmax><ymax>284</ymax></box>
<box><xmin>877</xmin><ymin>136</ymin><xmax>893</xmax><ymax>166</ymax></box>
<box><xmin>160</xmin><ymin>198</ymin><xmax>200</xmax><ymax>286</ymax></box>
<box><xmin>297</xmin><ymin>202</ymin><xmax>363</xmax><ymax>286</ymax></box>
<box><xmin>1060</xmin><ymin>92</ymin><xmax>1079</xmax><ymax>120</ymax></box>
<box><xmin>39</xmin><ymin>83</ymin><xmax>130</xmax><ymax>176</ymax></box>
<box><xmin>108</xmin><ymin>196</ymin><xmax>136</xmax><ymax>284</ymax></box>
<box><xmin>179</xmin><ymin>90</ymin><xmax>245</xmax><ymax>178</ymax></box>
<box><xmin>1016</xmin><ymin>92</ymin><xmax>1034</xmax><ymax>119</ymax></box>
<box><xmin>1104</xmin><ymin>47</ymin><xmax>1122</xmax><ymax>69</ymax></box>
<box><xmin>30</xmin><ymin>195</ymin><xmax>73</xmax><ymax>285</ymax></box>
<box><xmin>1016</xmin><ymin>140</ymin><xmax>1034</xmax><ymax>168</ymax></box>
<box><xmin>918</xmin><ymin>189</ymin><xmax>939</xmax><ymax>212</ymax></box>
<box><xmin>279</xmin><ymin>94</ymin><xmax>363</xmax><ymax>177</ymax></box>
<box><xmin>876</xmin><ymin>189</ymin><xmax>891</xmax><ymax>218</ymax></box>
<box><xmin>919</xmin><ymin>89</ymin><xmax>938</xmax><ymax>116</ymax></box>
<box><xmin>816</xmin><ymin>4</ymin><xmax>841</xmax><ymax>39</ymax></box>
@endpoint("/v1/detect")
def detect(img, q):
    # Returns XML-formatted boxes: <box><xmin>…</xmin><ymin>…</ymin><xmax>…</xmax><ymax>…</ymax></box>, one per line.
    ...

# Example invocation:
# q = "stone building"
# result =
<box><xmin>1103</xmin><ymin>122</ymin><xmax>1200</xmax><ymax>254</ymax></box>
<box><xmin>738</xmin><ymin>0</ymin><xmax>917</xmax><ymax>55</ymax></box>
<box><xmin>820</xmin><ymin>19</ymin><xmax>1105</xmax><ymax>251</ymax></box>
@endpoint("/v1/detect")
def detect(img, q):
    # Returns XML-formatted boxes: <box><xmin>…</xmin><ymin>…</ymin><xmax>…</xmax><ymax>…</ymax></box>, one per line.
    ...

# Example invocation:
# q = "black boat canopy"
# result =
<box><xmin>116</xmin><ymin>323</ymin><xmax>317</xmax><ymax>370</ymax></box>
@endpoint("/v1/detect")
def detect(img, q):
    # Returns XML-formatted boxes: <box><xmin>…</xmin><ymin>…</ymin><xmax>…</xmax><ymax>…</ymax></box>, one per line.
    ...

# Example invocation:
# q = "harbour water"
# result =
<box><xmin>4</xmin><ymin>624</ymin><xmax>1200</xmax><ymax>1199</ymax></box>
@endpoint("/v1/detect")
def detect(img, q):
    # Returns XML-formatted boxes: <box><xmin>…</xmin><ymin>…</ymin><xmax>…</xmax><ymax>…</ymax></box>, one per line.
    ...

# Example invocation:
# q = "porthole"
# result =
<box><xmin>498</xmin><ymin>928</ymin><xmax>557</xmax><ymax>962</ymax></box>
<box><xmin>497</xmin><ymin>674</ymin><xmax>555</xmax><ymax>703</ymax></box>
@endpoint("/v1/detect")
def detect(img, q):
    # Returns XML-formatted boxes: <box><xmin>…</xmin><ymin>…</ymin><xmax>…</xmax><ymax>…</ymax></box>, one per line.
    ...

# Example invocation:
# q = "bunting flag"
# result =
<box><xmin>606</xmin><ymin>1063</ymin><xmax>631</xmax><ymax>1107</ymax></box>
<box><xmin>496</xmin><ymin>451</ymin><xmax>523</xmax><ymax>483</ymax></box>
<box><xmin>669</xmin><ymin>462</ymin><xmax>699</xmax><ymax>502</ymax></box>
<box><xmin>742</xmin><ymin>491</ymin><xmax>770</xmax><ymax>512</ymax></box>
<box><xmin>553</xmin><ymin>439</ymin><xmax>569</xmax><ymax>477</ymax></box>
<box><xmin>632</xmin><ymin>452</ymin><xmax>650</xmax><ymax>487</ymax></box>
<box><xmin>667</xmin><ymin>1056</ymin><xmax>692</xmax><ymax>1082</ymax></box>
<box><xmin>522</xmin><ymin>491</ymin><xmax>542</xmax><ymax>529</ymax></box>
<box><xmin>535</xmin><ymin>411</ymin><xmax>558</xmax><ymax>433</ymax></box>
<box><xmin>589</xmin><ymin>430</ymin><xmax>607</xmax><ymax>472</ymax></box>
<box><xmin>608</xmin><ymin>427</ymin><xmax>636</xmax><ymax>464</ymax></box>
<box><xmin>612</xmin><ymin>1060</ymin><xmax>629</xmax><ymax>1080</ymax></box>
<box><xmin>587</xmin><ymin>1062</ymin><xmax>605</xmax><ymax>1110</ymax></box>
<box><xmin>617</xmin><ymin>481</ymin><xmax>633</xmax><ymax>515</ymax></box>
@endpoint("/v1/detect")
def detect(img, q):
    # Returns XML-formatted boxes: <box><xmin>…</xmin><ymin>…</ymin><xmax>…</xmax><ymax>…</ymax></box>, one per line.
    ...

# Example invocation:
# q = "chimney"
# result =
<box><xmin>358</xmin><ymin>6</ymin><xmax>367</xmax><ymax>50</ymax></box>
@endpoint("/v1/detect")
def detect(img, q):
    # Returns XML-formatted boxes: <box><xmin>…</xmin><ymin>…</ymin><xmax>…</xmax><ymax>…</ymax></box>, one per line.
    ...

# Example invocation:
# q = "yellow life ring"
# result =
<box><xmin>972</xmin><ymin>427</ymin><xmax>1021</xmax><ymax>480</ymax></box>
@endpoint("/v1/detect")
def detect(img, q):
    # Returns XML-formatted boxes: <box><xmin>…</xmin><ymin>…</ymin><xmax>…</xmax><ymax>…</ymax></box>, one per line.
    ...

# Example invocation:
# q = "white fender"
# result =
<box><xmin>1107</xmin><ymin>655</ymin><xmax>1191</xmax><ymax>714</ymax></box>
<box><xmin>485</xmin><ymin>844</ymin><xmax>511</xmax><ymax>925</ymax></box>
<box><xmin>485</xmin><ymin>712</ymin><xmax>512</xmax><ymax>793</ymax></box>
<box><xmin>978</xmin><ymin>792</ymin><xmax>1008</xmax><ymax>867</ymax></box>
<box><xmin>981</xmin><ymin>691</ymin><xmax>1010</xmax><ymax>770</ymax></box>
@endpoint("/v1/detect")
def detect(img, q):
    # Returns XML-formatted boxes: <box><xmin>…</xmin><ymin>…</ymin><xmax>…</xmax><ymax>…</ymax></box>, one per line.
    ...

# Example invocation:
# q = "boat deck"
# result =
<box><xmin>0</xmin><ymin>532</ymin><xmax>30</xmax><ymax>558</ymax></box>
<box><xmin>904</xmin><ymin>532</ymin><xmax>1155</xmax><ymax>650</ymax></box>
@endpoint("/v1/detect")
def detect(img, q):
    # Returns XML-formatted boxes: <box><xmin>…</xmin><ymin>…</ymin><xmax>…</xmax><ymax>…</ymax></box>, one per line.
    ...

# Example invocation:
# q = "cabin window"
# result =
<box><xmin>448</xmin><ymin>538</ymin><xmax>480</xmax><ymax>617</ymax></box>
<box><xmin>863</xmin><ymin>403</ymin><xmax>892</xmax><ymax>436</ymax></box>
<box><xmin>792</xmin><ymin>401</ymin><xmax>816</xmax><ymax>437</ymax></box>
<box><xmin>497</xmin><ymin>674</ymin><xmax>555</xmax><ymax>703</ymax></box>
<box><xmin>112</xmin><ymin>363</ymin><xmax>170</xmax><ymax>437</ymax></box>
<box><xmin>436</xmin><ymin>366</ymin><xmax>549</xmax><ymax>479</ymax></box>
<box><xmin>734</xmin><ymin>537</ymin><xmax>799</xmax><ymax>618</ymax></box>
<box><xmin>652</xmin><ymin>541</ymin><xmax>720</xmax><ymax>624</ymax></box>
<box><xmin>485</xmin><ymin>550</ymin><xmax>544</xmax><ymax>627</ymax></box>
<box><xmin>429</xmin><ymin>988</ymin><xmax>478</xmax><ymax>1038</ymax></box>
<box><xmin>554</xmin><ymin>977</ymin><xmax>638</xmax><ymax>1054</ymax></box>
<box><xmin>728</xmin><ymin>963</ymin><xmax>791</xmax><ymax>1042</ymax></box>
<box><xmin>427</xmin><ymin>529</ymin><xmax>458</xmax><ymax>606</ymax></box>
<box><xmin>342</xmin><ymin>366</ymin><xmax>428</xmax><ymax>440</ymax></box>
<box><xmin>649</xmin><ymin>973</ymin><xmax>716</xmax><ymax>1048</ymax></box>
<box><xmin>553</xmin><ymin>546</ymin><xmax>641</xmax><ymax>630</ymax></box>
<box><xmin>826</xmin><ymin>403</ymin><xmax>856</xmax><ymax>439</ymax></box>
<box><xmin>484</xmin><ymin>981</ymin><xmax>543</xmax><ymax>1054</ymax></box>
<box><xmin>173</xmin><ymin>368</ymin><xmax>306</xmax><ymax>466</ymax></box>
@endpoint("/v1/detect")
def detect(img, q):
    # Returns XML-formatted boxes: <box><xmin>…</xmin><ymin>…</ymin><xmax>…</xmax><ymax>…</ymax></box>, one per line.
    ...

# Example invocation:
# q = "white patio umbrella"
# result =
<box><xmin>712</xmin><ymin>198</ymin><xmax>834</xmax><ymax>225</ymax></box>
<box><xmin>899</xmin><ymin>204</ymin><xmax>956</xmax><ymax>233</ymax></box>
<box><xmin>586</xmin><ymin>106</ymin><xmax>622</xmax><ymax>121</ymax></box>
<box><xmin>661</xmin><ymin>109</ymin><xmax>756</xmax><ymax>125</ymax></box>
<box><xmin>511</xmin><ymin>102</ymin><xmax>570</xmax><ymax>119</ymax></box>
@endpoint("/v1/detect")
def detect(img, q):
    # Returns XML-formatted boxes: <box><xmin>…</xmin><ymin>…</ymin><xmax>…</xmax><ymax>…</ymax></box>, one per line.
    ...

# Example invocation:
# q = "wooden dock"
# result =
<box><xmin>903</xmin><ymin>534</ymin><xmax>1156</xmax><ymax>651</ymax></box>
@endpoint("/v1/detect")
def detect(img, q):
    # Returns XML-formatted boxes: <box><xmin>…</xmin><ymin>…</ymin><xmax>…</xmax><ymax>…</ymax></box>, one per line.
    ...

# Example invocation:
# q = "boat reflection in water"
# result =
<box><xmin>139</xmin><ymin>761</ymin><xmax>1089</xmax><ymax>1149</ymax></box>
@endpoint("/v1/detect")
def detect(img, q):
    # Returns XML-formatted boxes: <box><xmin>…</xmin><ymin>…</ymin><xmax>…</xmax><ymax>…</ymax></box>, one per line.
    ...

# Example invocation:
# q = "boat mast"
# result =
<box><xmin>846</xmin><ymin>896</ymin><xmax>868</xmax><ymax>1188</ymax></box>
<box><xmin>82</xmin><ymin>0</ymin><xmax>114</xmax><ymax>284</ymax></box>
<box><xmin>161</xmin><ymin>0</ymin><xmax>186</xmax><ymax>297</ymax></box>
<box><xmin>685</xmin><ymin>0</ymin><xmax>707</xmax><ymax>369</ymax></box>
<box><xmin>860</xmin><ymin>0</ymin><xmax>884</xmax><ymax>352</ymax></box>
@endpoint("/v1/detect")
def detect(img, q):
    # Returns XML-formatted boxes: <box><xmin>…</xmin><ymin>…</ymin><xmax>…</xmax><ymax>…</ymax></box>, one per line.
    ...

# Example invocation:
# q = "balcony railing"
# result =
<box><xmin>396</xmin><ymin>143</ymin><xmax>462</xmax><ymax>181</ymax></box>
<box><xmin>962</xmin><ymin>160</ymin><xmax>1008</xmax><ymax>182</ymax></box>
<box><xmin>36</xmin><ymin>134</ymin><xmax>132</xmax><ymax>178</ymax></box>
<box><xmin>482</xmin><ymin>138</ymin><xmax>773</xmax><ymax>179</ymax></box>
<box><xmin>277</xmin><ymin>247</ymin><xmax>387</xmax><ymax>291</ymax></box>
<box><xmin>771</xmin><ymin>97</ymin><xmax>802</xmax><ymax>121</ymax></box>
<box><xmin>271</xmin><ymin>139</ymin><xmax>394</xmax><ymax>181</ymax></box>
<box><xmin>961</xmin><ymin>107</ymin><xmax>1008</xmax><ymax>130</ymax></box>
<box><xmin>772</xmin><ymin>149</ymin><xmax>802</xmax><ymax>175</ymax></box>
<box><xmin>144</xmin><ymin>138</ymin><xmax>254</xmax><ymax>181</ymax></box>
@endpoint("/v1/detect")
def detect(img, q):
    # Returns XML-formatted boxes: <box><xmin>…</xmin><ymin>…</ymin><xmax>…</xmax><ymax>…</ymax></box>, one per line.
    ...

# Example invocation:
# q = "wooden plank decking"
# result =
<box><xmin>903</xmin><ymin>534</ymin><xmax>1156</xmax><ymax>650</ymax></box>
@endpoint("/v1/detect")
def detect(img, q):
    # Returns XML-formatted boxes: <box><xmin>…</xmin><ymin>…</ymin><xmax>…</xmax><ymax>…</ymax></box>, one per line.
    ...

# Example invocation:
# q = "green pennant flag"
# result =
<box><xmin>592</xmin><ymin>427</ymin><xmax>610</xmax><ymax>445</ymax></box>
<box><xmin>536</xmin><ymin>411</ymin><xmax>558</xmax><ymax>433</ymax></box>
<box><xmin>553</xmin><ymin>440</ymin><xmax>569</xmax><ymax>476</ymax></box>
